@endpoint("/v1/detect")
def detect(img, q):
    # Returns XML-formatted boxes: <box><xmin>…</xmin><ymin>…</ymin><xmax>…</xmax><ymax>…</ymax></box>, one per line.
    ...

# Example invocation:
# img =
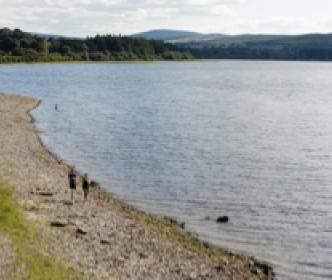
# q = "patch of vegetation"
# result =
<box><xmin>0</xmin><ymin>28</ymin><xmax>193</xmax><ymax>63</ymax></box>
<box><xmin>0</xmin><ymin>179</ymin><xmax>81</xmax><ymax>280</ymax></box>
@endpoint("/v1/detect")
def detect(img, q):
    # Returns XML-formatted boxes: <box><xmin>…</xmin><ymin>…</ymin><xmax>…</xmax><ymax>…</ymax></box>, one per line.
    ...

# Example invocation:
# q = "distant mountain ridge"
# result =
<box><xmin>131</xmin><ymin>29</ymin><xmax>332</xmax><ymax>48</ymax></box>
<box><xmin>31</xmin><ymin>32</ymin><xmax>82</xmax><ymax>40</ymax></box>
<box><xmin>3</xmin><ymin>27</ymin><xmax>332</xmax><ymax>61</ymax></box>
<box><xmin>170</xmin><ymin>33</ymin><xmax>332</xmax><ymax>49</ymax></box>
<box><xmin>132</xmin><ymin>29</ymin><xmax>332</xmax><ymax>60</ymax></box>
<box><xmin>31</xmin><ymin>29</ymin><xmax>332</xmax><ymax>50</ymax></box>
<box><xmin>131</xmin><ymin>29</ymin><xmax>202</xmax><ymax>40</ymax></box>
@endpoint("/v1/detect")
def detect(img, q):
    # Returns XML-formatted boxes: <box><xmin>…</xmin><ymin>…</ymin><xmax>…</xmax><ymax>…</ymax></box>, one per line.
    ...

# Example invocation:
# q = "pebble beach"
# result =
<box><xmin>0</xmin><ymin>93</ymin><xmax>272</xmax><ymax>280</ymax></box>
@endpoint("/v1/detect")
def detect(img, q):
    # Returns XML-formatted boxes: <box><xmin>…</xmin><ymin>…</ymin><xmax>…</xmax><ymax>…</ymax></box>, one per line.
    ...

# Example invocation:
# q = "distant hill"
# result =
<box><xmin>132</xmin><ymin>30</ymin><xmax>293</xmax><ymax>45</ymax></box>
<box><xmin>31</xmin><ymin>32</ymin><xmax>83</xmax><ymax>40</ymax></box>
<box><xmin>171</xmin><ymin>33</ymin><xmax>332</xmax><ymax>49</ymax></box>
<box><xmin>132</xmin><ymin>29</ymin><xmax>332</xmax><ymax>49</ymax></box>
<box><xmin>136</xmin><ymin>30</ymin><xmax>332</xmax><ymax>61</ymax></box>
<box><xmin>31</xmin><ymin>32</ymin><xmax>66</xmax><ymax>40</ymax></box>
<box><xmin>178</xmin><ymin>33</ymin><xmax>332</xmax><ymax>61</ymax></box>
<box><xmin>3</xmin><ymin>27</ymin><xmax>332</xmax><ymax>62</ymax></box>
<box><xmin>132</xmin><ymin>29</ymin><xmax>202</xmax><ymax>40</ymax></box>
<box><xmin>168</xmin><ymin>34</ymin><xmax>287</xmax><ymax>45</ymax></box>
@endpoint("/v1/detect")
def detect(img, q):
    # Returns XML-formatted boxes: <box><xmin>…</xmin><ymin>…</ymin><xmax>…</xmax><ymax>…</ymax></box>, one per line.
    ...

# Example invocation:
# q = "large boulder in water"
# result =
<box><xmin>216</xmin><ymin>216</ymin><xmax>229</xmax><ymax>223</ymax></box>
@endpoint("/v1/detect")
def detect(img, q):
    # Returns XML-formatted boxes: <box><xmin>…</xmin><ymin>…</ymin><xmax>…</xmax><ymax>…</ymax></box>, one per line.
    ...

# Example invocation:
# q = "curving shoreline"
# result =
<box><xmin>0</xmin><ymin>93</ymin><xmax>273</xmax><ymax>279</ymax></box>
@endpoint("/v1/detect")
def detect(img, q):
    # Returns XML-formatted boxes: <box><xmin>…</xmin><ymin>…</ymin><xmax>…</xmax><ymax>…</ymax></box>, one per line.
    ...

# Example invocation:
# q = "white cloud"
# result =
<box><xmin>210</xmin><ymin>5</ymin><xmax>237</xmax><ymax>16</ymax></box>
<box><xmin>0</xmin><ymin>0</ymin><xmax>331</xmax><ymax>36</ymax></box>
<box><xmin>186</xmin><ymin>0</ymin><xmax>219</xmax><ymax>6</ymax></box>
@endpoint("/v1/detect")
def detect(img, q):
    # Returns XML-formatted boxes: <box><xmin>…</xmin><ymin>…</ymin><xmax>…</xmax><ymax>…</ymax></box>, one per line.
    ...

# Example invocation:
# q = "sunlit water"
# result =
<box><xmin>0</xmin><ymin>61</ymin><xmax>331</xmax><ymax>279</ymax></box>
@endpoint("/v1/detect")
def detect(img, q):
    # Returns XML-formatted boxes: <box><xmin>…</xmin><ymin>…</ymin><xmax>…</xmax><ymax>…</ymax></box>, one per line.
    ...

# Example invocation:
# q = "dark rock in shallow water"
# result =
<box><xmin>216</xmin><ymin>216</ymin><xmax>229</xmax><ymax>223</ymax></box>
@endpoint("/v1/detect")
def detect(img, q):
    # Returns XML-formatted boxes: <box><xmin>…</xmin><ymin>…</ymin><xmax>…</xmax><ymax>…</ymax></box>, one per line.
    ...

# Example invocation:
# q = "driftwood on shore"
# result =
<box><xmin>0</xmin><ymin>93</ymin><xmax>273</xmax><ymax>280</ymax></box>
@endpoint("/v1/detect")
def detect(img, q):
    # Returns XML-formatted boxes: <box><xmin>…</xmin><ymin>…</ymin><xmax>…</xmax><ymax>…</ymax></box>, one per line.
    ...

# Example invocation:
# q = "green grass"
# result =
<box><xmin>0</xmin><ymin>179</ymin><xmax>82</xmax><ymax>280</ymax></box>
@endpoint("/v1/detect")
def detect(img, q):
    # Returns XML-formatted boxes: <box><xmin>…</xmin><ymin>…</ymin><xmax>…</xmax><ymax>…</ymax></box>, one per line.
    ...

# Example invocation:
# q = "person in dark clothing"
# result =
<box><xmin>82</xmin><ymin>173</ymin><xmax>91</xmax><ymax>202</ymax></box>
<box><xmin>68</xmin><ymin>167</ymin><xmax>77</xmax><ymax>203</ymax></box>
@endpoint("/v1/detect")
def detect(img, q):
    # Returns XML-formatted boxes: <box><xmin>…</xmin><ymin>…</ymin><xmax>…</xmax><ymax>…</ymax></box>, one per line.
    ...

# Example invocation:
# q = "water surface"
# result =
<box><xmin>0</xmin><ymin>61</ymin><xmax>332</xmax><ymax>279</ymax></box>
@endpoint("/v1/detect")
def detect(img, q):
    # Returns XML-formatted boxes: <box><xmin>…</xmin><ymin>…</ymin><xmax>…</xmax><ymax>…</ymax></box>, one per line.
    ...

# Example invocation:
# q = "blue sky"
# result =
<box><xmin>0</xmin><ymin>0</ymin><xmax>331</xmax><ymax>36</ymax></box>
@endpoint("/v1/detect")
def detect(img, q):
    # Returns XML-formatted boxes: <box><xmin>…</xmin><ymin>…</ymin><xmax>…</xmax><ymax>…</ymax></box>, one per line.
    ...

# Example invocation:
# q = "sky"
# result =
<box><xmin>0</xmin><ymin>0</ymin><xmax>331</xmax><ymax>37</ymax></box>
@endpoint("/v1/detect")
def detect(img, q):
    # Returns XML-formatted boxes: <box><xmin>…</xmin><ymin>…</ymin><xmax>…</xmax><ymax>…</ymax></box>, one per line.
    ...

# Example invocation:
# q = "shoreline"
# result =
<box><xmin>0</xmin><ymin>59</ymin><xmax>197</xmax><ymax>66</ymax></box>
<box><xmin>1</xmin><ymin>58</ymin><xmax>332</xmax><ymax>66</ymax></box>
<box><xmin>0</xmin><ymin>93</ymin><xmax>274</xmax><ymax>279</ymax></box>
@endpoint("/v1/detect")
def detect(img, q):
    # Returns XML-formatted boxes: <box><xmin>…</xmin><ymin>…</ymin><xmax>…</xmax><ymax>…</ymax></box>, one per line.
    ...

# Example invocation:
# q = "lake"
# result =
<box><xmin>0</xmin><ymin>61</ymin><xmax>331</xmax><ymax>279</ymax></box>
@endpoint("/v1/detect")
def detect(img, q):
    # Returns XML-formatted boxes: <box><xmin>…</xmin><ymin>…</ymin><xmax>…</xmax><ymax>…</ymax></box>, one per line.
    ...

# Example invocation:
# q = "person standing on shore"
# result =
<box><xmin>82</xmin><ymin>173</ymin><xmax>91</xmax><ymax>202</ymax></box>
<box><xmin>68</xmin><ymin>167</ymin><xmax>77</xmax><ymax>203</ymax></box>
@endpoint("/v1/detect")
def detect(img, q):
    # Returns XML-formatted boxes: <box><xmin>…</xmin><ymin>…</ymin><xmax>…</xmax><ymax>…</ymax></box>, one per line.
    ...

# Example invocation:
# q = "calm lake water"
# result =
<box><xmin>0</xmin><ymin>61</ymin><xmax>332</xmax><ymax>279</ymax></box>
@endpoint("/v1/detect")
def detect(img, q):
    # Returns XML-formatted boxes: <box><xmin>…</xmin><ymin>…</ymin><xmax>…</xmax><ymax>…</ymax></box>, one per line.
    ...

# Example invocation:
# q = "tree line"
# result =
<box><xmin>174</xmin><ymin>33</ymin><xmax>332</xmax><ymax>61</ymax></box>
<box><xmin>187</xmin><ymin>46</ymin><xmax>332</xmax><ymax>61</ymax></box>
<box><xmin>3</xmin><ymin>28</ymin><xmax>332</xmax><ymax>63</ymax></box>
<box><xmin>0</xmin><ymin>28</ymin><xmax>192</xmax><ymax>63</ymax></box>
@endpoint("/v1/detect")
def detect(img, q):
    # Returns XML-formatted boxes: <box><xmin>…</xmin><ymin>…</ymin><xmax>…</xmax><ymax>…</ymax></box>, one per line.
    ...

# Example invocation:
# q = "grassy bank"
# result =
<box><xmin>0</xmin><ymin>179</ymin><xmax>81</xmax><ymax>280</ymax></box>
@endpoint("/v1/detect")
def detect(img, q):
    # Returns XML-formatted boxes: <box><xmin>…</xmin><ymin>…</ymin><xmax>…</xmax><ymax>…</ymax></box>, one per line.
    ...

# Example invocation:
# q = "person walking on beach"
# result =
<box><xmin>82</xmin><ymin>173</ymin><xmax>91</xmax><ymax>202</ymax></box>
<box><xmin>68</xmin><ymin>167</ymin><xmax>77</xmax><ymax>203</ymax></box>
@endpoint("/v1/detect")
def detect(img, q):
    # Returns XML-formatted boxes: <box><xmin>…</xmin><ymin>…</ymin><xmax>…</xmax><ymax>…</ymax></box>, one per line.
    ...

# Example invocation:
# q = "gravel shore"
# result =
<box><xmin>0</xmin><ymin>93</ymin><xmax>273</xmax><ymax>280</ymax></box>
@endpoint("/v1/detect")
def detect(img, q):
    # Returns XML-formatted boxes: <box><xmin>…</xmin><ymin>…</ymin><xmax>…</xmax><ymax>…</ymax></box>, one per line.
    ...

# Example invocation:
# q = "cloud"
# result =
<box><xmin>0</xmin><ymin>0</ymin><xmax>331</xmax><ymax>36</ymax></box>
<box><xmin>230</xmin><ymin>17</ymin><xmax>330</xmax><ymax>35</ymax></box>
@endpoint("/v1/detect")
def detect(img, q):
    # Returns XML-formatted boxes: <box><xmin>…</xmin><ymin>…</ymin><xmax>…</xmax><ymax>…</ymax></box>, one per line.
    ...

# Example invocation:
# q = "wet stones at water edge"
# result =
<box><xmin>249</xmin><ymin>258</ymin><xmax>275</xmax><ymax>280</ymax></box>
<box><xmin>163</xmin><ymin>216</ymin><xmax>186</xmax><ymax>229</ymax></box>
<box><xmin>90</xmin><ymin>180</ymin><xmax>100</xmax><ymax>188</ymax></box>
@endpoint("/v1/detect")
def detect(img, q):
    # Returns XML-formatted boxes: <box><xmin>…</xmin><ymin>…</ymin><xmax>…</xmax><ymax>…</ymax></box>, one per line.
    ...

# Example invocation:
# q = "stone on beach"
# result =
<box><xmin>50</xmin><ymin>219</ymin><xmax>68</xmax><ymax>227</ymax></box>
<box><xmin>37</xmin><ymin>191</ymin><xmax>55</xmax><ymax>197</ymax></box>
<box><xmin>22</xmin><ymin>199</ymin><xmax>39</xmax><ymax>211</ymax></box>
<box><xmin>100</xmin><ymin>239</ymin><xmax>110</xmax><ymax>245</ymax></box>
<box><xmin>76</xmin><ymin>226</ymin><xmax>89</xmax><ymax>235</ymax></box>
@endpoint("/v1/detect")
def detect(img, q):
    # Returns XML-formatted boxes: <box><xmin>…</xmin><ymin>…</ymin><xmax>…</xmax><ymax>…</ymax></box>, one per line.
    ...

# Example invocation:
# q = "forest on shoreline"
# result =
<box><xmin>186</xmin><ymin>45</ymin><xmax>332</xmax><ymax>61</ymax></box>
<box><xmin>0</xmin><ymin>28</ymin><xmax>192</xmax><ymax>63</ymax></box>
<box><xmin>2</xmin><ymin>27</ymin><xmax>332</xmax><ymax>63</ymax></box>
